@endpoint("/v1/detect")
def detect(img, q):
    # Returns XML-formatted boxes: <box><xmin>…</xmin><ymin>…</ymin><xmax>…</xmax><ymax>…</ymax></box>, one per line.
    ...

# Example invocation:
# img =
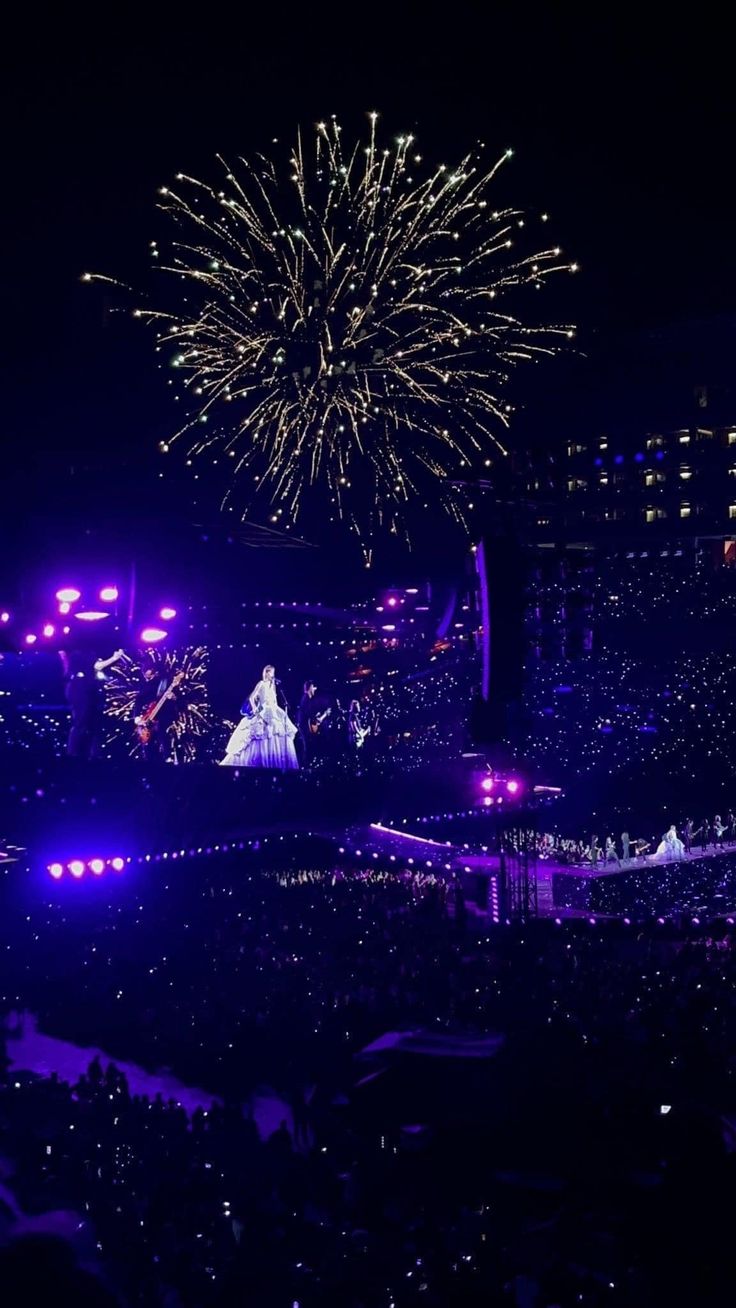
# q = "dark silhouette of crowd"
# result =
<box><xmin>1</xmin><ymin>856</ymin><xmax>736</xmax><ymax>1306</ymax></box>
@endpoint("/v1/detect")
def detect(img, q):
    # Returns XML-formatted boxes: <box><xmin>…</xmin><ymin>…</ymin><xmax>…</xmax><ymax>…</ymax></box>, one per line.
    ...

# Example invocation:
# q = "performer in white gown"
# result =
<box><xmin>220</xmin><ymin>665</ymin><xmax>299</xmax><ymax>770</ymax></box>
<box><xmin>652</xmin><ymin>824</ymin><xmax>686</xmax><ymax>862</ymax></box>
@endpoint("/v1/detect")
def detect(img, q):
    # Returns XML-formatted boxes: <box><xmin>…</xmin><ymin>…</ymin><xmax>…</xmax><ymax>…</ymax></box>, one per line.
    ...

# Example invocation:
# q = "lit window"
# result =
<box><xmin>599</xmin><ymin>437</ymin><xmax>608</xmax><ymax>450</ymax></box>
<box><xmin>678</xmin><ymin>433</ymin><xmax>691</xmax><ymax>444</ymax></box>
<box><xmin>679</xmin><ymin>466</ymin><xmax>692</xmax><ymax>480</ymax></box>
<box><xmin>729</xmin><ymin>467</ymin><xmax>736</xmax><ymax>477</ymax></box>
<box><xmin>729</xmin><ymin>432</ymin><xmax>736</xmax><ymax>445</ymax></box>
<box><xmin>646</xmin><ymin>435</ymin><xmax>664</xmax><ymax>449</ymax></box>
<box><xmin>645</xmin><ymin>508</ymin><xmax>656</xmax><ymax>523</ymax></box>
<box><xmin>730</xmin><ymin>505</ymin><xmax>736</xmax><ymax>520</ymax></box>
<box><xmin>680</xmin><ymin>504</ymin><xmax>691</xmax><ymax>518</ymax></box>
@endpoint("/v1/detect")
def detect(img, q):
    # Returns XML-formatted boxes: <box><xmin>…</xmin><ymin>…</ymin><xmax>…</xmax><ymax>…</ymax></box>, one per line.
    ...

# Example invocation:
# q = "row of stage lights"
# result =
<box><xmin>1</xmin><ymin>588</ymin><xmax>178</xmax><ymax>649</ymax></box>
<box><xmin>47</xmin><ymin>841</ymin><xmax>249</xmax><ymax>880</ymax></box>
<box><xmin>47</xmin><ymin>831</ymin><xmax>465</xmax><ymax>883</ymax></box>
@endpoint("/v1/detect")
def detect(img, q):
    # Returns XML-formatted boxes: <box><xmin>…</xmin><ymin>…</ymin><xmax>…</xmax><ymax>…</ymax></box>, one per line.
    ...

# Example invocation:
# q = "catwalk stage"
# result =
<box><xmin>340</xmin><ymin>826</ymin><xmax>736</xmax><ymax>921</ymax></box>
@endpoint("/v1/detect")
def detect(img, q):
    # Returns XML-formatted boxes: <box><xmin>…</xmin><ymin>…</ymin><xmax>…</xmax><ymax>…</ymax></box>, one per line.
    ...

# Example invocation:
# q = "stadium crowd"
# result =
<box><xmin>1</xmin><ymin>858</ymin><xmax>736</xmax><ymax>1305</ymax></box>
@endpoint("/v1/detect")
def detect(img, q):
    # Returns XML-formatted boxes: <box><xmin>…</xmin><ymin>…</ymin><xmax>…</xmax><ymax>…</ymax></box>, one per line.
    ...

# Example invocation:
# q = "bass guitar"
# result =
<box><xmin>309</xmin><ymin>708</ymin><xmax>332</xmax><ymax>735</ymax></box>
<box><xmin>135</xmin><ymin>671</ymin><xmax>184</xmax><ymax>744</ymax></box>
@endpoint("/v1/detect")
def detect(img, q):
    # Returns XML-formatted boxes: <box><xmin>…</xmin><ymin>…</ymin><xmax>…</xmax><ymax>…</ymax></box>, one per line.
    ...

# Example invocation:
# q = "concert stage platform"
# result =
<box><xmin>551</xmin><ymin>845</ymin><xmax>736</xmax><ymax>919</ymax></box>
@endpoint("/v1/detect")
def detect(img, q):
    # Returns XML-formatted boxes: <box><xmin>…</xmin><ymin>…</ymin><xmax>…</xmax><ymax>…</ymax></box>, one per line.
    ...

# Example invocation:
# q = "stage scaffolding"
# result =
<box><xmin>499</xmin><ymin>826</ymin><xmax>538</xmax><ymax>921</ymax></box>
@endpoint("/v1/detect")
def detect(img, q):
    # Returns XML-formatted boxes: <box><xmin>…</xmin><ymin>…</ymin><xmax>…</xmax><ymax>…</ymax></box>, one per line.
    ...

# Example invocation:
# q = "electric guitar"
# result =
<box><xmin>135</xmin><ymin>672</ymin><xmax>184</xmax><ymax>744</ymax></box>
<box><xmin>352</xmin><ymin>722</ymin><xmax>371</xmax><ymax>748</ymax></box>
<box><xmin>308</xmin><ymin>708</ymin><xmax>332</xmax><ymax>735</ymax></box>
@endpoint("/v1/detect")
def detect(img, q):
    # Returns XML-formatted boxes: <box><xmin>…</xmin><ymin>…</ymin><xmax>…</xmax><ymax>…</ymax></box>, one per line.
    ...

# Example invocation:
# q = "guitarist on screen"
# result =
<box><xmin>134</xmin><ymin>664</ymin><xmax>183</xmax><ymax>761</ymax></box>
<box><xmin>296</xmin><ymin>679</ymin><xmax>332</xmax><ymax>767</ymax></box>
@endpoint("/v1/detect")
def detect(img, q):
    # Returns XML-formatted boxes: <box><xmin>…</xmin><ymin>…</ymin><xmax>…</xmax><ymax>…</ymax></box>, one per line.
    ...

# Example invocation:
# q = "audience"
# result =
<box><xmin>1</xmin><ymin>857</ymin><xmax>736</xmax><ymax>1305</ymax></box>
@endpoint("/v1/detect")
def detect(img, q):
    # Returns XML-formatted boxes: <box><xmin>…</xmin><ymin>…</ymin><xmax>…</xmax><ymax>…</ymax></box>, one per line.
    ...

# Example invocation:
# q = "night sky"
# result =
<box><xmin>4</xmin><ymin>7</ymin><xmax>734</xmax><ymax>554</ymax></box>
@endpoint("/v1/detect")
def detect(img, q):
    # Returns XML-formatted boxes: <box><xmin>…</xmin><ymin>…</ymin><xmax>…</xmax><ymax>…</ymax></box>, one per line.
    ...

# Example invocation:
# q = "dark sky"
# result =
<box><xmin>3</xmin><ymin>6</ymin><xmax>735</xmax><ymax>497</ymax></box>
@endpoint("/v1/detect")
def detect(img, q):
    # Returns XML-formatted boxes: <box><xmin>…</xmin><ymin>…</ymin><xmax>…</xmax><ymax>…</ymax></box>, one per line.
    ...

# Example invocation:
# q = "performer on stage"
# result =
<box><xmin>604</xmin><ymin>835</ymin><xmax>620</xmax><ymax>866</ymax></box>
<box><xmin>652</xmin><ymin>824</ymin><xmax>686</xmax><ymax>862</ymax></box>
<box><xmin>134</xmin><ymin>663</ymin><xmax>179</xmax><ymax>761</ymax></box>
<box><xmin>220</xmin><ymin>665</ymin><xmax>298</xmax><ymax>770</ymax></box>
<box><xmin>296</xmin><ymin>680</ymin><xmax>318</xmax><ymax>766</ymax></box>
<box><xmin>60</xmin><ymin>647</ymin><xmax>124</xmax><ymax>759</ymax></box>
<box><xmin>347</xmin><ymin>699</ymin><xmax>370</xmax><ymax>751</ymax></box>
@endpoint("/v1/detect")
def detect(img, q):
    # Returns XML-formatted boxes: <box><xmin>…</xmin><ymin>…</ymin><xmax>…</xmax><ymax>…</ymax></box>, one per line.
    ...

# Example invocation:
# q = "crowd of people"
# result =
<box><xmin>1</xmin><ymin>855</ymin><xmax>736</xmax><ymax>1305</ymax></box>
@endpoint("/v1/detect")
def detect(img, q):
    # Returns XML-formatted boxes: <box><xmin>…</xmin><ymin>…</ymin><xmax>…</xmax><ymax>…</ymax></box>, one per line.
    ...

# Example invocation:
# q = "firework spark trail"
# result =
<box><xmin>104</xmin><ymin>647</ymin><xmax>212</xmax><ymax>763</ymax></box>
<box><xmin>89</xmin><ymin>115</ymin><xmax>576</xmax><ymax>555</ymax></box>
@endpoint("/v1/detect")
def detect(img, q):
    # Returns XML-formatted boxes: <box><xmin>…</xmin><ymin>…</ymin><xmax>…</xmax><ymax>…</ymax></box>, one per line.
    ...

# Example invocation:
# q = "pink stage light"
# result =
<box><xmin>506</xmin><ymin>780</ymin><xmax>520</xmax><ymax>795</ymax></box>
<box><xmin>0</xmin><ymin>611</ymin><xmax>10</xmax><ymax>624</ymax></box>
<box><xmin>48</xmin><ymin>862</ymin><xmax>64</xmax><ymax>879</ymax></box>
<box><xmin>99</xmin><ymin>586</ymin><xmax>119</xmax><ymax>603</ymax></box>
<box><xmin>141</xmin><ymin>627</ymin><xmax>167</xmax><ymax>644</ymax></box>
<box><xmin>386</xmin><ymin>596</ymin><xmax>398</xmax><ymax>607</ymax></box>
<box><xmin>75</xmin><ymin>611</ymin><xmax>110</xmax><ymax>623</ymax></box>
<box><xmin>42</xmin><ymin>623</ymin><xmax>55</xmax><ymax>638</ymax></box>
<box><xmin>159</xmin><ymin>606</ymin><xmax>177</xmax><ymax>621</ymax></box>
<box><xmin>481</xmin><ymin>776</ymin><xmax>494</xmax><ymax>793</ymax></box>
<box><xmin>69</xmin><ymin>860</ymin><xmax>85</xmax><ymax>878</ymax></box>
<box><xmin>24</xmin><ymin>633</ymin><xmax>37</xmax><ymax>646</ymax></box>
<box><xmin>56</xmin><ymin>587</ymin><xmax>81</xmax><ymax>604</ymax></box>
<box><xmin>111</xmin><ymin>857</ymin><xmax>125</xmax><ymax>871</ymax></box>
<box><xmin>58</xmin><ymin>601</ymin><xmax>71</xmax><ymax>615</ymax></box>
<box><xmin>88</xmin><ymin>858</ymin><xmax>105</xmax><ymax>875</ymax></box>
<box><xmin>483</xmin><ymin>796</ymin><xmax>493</xmax><ymax>808</ymax></box>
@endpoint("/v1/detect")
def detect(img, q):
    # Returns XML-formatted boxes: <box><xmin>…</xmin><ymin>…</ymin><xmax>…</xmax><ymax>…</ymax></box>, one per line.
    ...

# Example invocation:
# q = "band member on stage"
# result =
<box><xmin>220</xmin><ymin>664</ymin><xmax>298</xmax><ymax>770</ymax></box>
<box><xmin>297</xmin><ymin>680</ymin><xmax>318</xmax><ymax>765</ymax></box>
<box><xmin>134</xmin><ymin>664</ymin><xmax>179</xmax><ymax>761</ymax></box>
<box><xmin>347</xmin><ymin>699</ymin><xmax>370</xmax><ymax>751</ymax></box>
<box><xmin>60</xmin><ymin>647</ymin><xmax>124</xmax><ymax>760</ymax></box>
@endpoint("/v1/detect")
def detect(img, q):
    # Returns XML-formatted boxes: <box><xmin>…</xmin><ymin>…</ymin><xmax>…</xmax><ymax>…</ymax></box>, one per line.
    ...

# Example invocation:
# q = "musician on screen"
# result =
<box><xmin>134</xmin><ymin>664</ymin><xmax>181</xmax><ymax>761</ymax></box>
<box><xmin>220</xmin><ymin>664</ymin><xmax>299</xmax><ymax>770</ymax></box>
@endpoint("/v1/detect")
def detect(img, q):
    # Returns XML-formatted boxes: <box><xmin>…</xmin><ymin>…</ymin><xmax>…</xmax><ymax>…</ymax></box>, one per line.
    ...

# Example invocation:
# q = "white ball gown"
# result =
<box><xmin>653</xmin><ymin>826</ymin><xmax>686</xmax><ymax>862</ymax></box>
<box><xmin>220</xmin><ymin>679</ymin><xmax>299</xmax><ymax>770</ymax></box>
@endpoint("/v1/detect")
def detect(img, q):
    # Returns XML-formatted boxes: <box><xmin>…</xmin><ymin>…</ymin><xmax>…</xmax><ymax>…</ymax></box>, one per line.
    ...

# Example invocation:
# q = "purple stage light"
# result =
<box><xmin>111</xmin><ymin>857</ymin><xmax>125</xmax><ymax>871</ymax></box>
<box><xmin>141</xmin><ymin>627</ymin><xmax>167</xmax><ymax>644</ymax></box>
<box><xmin>99</xmin><ymin>586</ymin><xmax>119</xmax><ymax>603</ymax></box>
<box><xmin>56</xmin><ymin>587</ymin><xmax>81</xmax><ymax>603</ymax></box>
<box><xmin>75</xmin><ymin>611</ymin><xmax>110</xmax><ymax>623</ymax></box>
<box><xmin>69</xmin><ymin>860</ymin><xmax>85</xmax><ymax>878</ymax></box>
<box><xmin>88</xmin><ymin>858</ymin><xmax>105</xmax><ymax>875</ymax></box>
<box><xmin>0</xmin><ymin>611</ymin><xmax>10</xmax><ymax>624</ymax></box>
<box><xmin>386</xmin><ymin>596</ymin><xmax>398</xmax><ymax>607</ymax></box>
<box><xmin>24</xmin><ymin>633</ymin><xmax>37</xmax><ymax>646</ymax></box>
<box><xmin>58</xmin><ymin>601</ymin><xmax>71</xmax><ymax>615</ymax></box>
<box><xmin>506</xmin><ymin>779</ymin><xmax>520</xmax><ymax>794</ymax></box>
<box><xmin>483</xmin><ymin>796</ymin><xmax>493</xmax><ymax>808</ymax></box>
<box><xmin>480</xmin><ymin>776</ymin><xmax>494</xmax><ymax>792</ymax></box>
<box><xmin>48</xmin><ymin>862</ymin><xmax>63</xmax><ymax>879</ymax></box>
<box><xmin>159</xmin><ymin>606</ymin><xmax>177</xmax><ymax>621</ymax></box>
<box><xmin>381</xmin><ymin>624</ymin><xmax>396</xmax><ymax>632</ymax></box>
<box><xmin>42</xmin><ymin>623</ymin><xmax>55</xmax><ymax>638</ymax></box>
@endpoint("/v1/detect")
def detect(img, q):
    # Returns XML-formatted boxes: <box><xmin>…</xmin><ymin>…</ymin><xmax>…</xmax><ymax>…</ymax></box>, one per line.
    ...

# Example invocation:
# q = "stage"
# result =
<box><xmin>550</xmin><ymin>844</ymin><xmax>736</xmax><ymax>918</ymax></box>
